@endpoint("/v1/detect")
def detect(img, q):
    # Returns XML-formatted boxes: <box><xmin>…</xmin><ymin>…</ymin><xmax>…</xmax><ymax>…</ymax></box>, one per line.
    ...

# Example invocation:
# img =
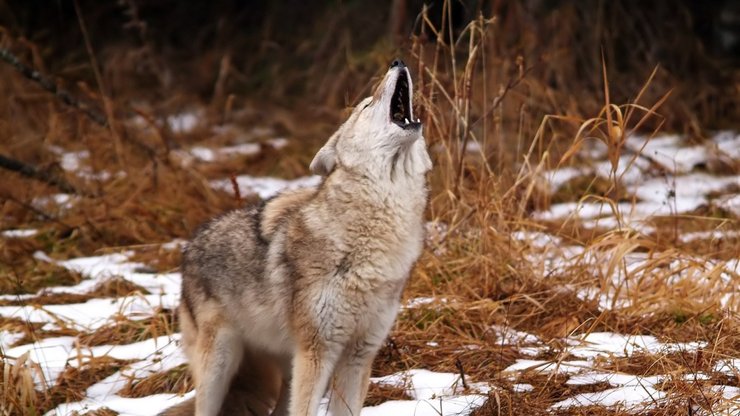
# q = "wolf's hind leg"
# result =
<box><xmin>191</xmin><ymin>314</ymin><xmax>243</xmax><ymax>416</ymax></box>
<box><xmin>288</xmin><ymin>344</ymin><xmax>342</xmax><ymax>416</ymax></box>
<box><xmin>270</xmin><ymin>355</ymin><xmax>292</xmax><ymax>416</ymax></box>
<box><xmin>327</xmin><ymin>341</ymin><xmax>378</xmax><ymax>416</ymax></box>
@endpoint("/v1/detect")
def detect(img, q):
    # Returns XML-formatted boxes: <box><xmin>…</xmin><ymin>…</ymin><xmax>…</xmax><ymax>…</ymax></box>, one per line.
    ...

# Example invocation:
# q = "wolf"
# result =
<box><xmin>161</xmin><ymin>59</ymin><xmax>431</xmax><ymax>416</ymax></box>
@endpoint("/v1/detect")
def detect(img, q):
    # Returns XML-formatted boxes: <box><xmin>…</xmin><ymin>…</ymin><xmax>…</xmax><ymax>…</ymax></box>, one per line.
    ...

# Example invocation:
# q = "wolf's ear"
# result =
<box><xmin>309</xmin><ymin>132</ymin><xmax>339</xmax><ymax>176</ymax></box>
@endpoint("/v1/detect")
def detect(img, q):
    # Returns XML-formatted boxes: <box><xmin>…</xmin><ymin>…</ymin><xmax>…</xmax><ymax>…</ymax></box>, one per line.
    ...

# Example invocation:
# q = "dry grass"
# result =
<box><xmin>1</xmin><ymin>355</ymin><xmax>129</xmax><ymax>415</ymax></box>
<box><xmin>78</xmin><ymin>308</ymin><xmax>177</xmax><ymax>347</ymax></box>
<box><xmin>0</xmin><ymin>0</ymin><xmax>738</xmax><ymax>414</ymax></box>
<box><xmin>118</xmin><ymin>364</ymin><xmax>192</xmax><ymax>398</ymax></box>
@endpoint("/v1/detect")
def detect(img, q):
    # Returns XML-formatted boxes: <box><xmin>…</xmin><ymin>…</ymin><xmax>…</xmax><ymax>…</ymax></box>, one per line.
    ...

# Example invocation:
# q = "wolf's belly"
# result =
<box><xmin>227</xmin><ymin>291</ymin><xmax>295</xmax><ymax>356</ymax></box>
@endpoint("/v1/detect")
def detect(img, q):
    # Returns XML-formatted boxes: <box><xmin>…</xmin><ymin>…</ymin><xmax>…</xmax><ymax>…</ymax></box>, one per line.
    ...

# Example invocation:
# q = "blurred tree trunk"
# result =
<box><xmin>389</xmin><ymin>0</ymin><xmax>407</xmax><ymax>43</ymax></box>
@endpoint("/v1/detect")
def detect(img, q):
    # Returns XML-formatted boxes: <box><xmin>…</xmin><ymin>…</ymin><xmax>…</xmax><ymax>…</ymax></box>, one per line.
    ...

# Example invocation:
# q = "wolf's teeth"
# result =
<box><xmin>404</xmin><ymin>118</ymin><xmax>409</xmax><ymax>124</ymax></box>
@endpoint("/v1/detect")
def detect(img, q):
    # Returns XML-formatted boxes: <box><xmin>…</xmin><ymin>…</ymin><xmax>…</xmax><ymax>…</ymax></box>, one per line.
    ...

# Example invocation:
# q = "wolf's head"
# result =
<box><xmin>310</xmin><ymin>60</ymin><xmax>432</xmax><ymax>179</ymax></box>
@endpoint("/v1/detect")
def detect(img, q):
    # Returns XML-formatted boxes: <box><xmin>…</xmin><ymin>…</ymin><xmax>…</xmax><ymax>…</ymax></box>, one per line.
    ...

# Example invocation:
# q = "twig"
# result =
<box><xmin>229</xmin><ymin>173</ymin><xmax>243</xmax><ymax>204</ymax></box>
<box><xmin>455</xmin><ymin>358</ymin><xmax>468</xmax><ymax>390</ymax></box>
<box><xmin>0</xmin><ymin>48</ymin><xmax>108</xmax><ymax>127</ymax></box>
<box><xmin>0</xmin><ymin>153</ymin><xmax>83</xmax><ymax>195</ymax></box>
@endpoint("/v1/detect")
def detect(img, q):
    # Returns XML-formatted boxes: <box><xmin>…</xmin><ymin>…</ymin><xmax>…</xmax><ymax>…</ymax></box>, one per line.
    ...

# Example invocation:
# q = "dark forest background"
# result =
<box><xmin>1</xmin><ymin>0</ymin><xmax>738</xmax><ymax>131</ymax></box>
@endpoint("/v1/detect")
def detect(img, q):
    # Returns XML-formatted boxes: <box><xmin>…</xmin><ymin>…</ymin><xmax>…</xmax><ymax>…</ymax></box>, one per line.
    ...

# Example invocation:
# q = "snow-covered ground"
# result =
<box><xmin>1</xmin><ymin>131</ymin><xmax>738</xmax><ymax>415</ymax></box>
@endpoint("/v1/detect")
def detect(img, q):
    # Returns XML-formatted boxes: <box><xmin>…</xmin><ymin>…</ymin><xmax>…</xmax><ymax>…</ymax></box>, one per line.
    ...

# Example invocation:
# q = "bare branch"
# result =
<box><xmin>0</xmin><ymin>153</ymin><xmax>82</xmax><ymax>195</ymax></box>
<box><xmin>0</xmin><ymin>47</ymin><xmax>108</xmax><ymax>127</ymax></box>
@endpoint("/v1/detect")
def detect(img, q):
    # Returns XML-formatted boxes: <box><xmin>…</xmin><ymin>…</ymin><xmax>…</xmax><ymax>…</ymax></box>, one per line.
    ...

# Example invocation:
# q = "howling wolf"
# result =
<box><xmin>162</xmin><ymin>59</ymin><xmax>431</xmax><ymax>416</ymax></box>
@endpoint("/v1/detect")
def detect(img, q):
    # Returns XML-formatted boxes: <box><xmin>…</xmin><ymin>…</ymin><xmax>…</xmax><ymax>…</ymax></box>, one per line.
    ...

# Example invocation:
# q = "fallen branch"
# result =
<box><xmin>0</xmin><ymin>153</ymin><xmax>82</xmax><ymax>195</ymax></box>
<box><xmin>0</xmin><ymin>47</ymin><xmax>108</xmax><ymax>127</ymax></box>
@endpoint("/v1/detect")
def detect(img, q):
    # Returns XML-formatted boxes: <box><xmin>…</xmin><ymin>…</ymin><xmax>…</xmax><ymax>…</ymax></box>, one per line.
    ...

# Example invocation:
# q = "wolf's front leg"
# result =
<box><xmin>192</xmin><ymin>322</ymin><xmax>243</xmax><ymax>416</ymax></box>
<box><xmin>288</xmin><ymin>344</ymin><xmax>342</xmax><ymax>416</ymax></box>
<box><xmin>327</xmin><ymin>340</ymin><xmax>380</xmax><ymax>416</ymax></box>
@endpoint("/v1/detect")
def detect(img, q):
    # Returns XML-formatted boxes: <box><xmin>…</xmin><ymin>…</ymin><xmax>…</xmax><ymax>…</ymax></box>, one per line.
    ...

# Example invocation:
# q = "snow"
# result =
<box><xmin>167</xmin><ymin>111</ymin><xmax>200</xmax><ymax>134</ymax></box>
<box><xmin>566</xmin><ymin>332</ymin><xmax>706</xmax><ymax>359</ymax></box>
<box><xmin>680</xmin><ymin>229</ymin><xmax>740</xmax><ymax>243</ymax></box>
<box><xmin>0</xmin><ymin>294</ymin><xmax>178</xmax><ymax>331</ymax></box>
<box><xmin>48</xmin><ymin>392</ymin><xmax>194</xmax><ymax>416</ymax></box>
<box><xmin>3</xmin><ymin>336</ymin><xmax>77</xmax><ymax>386</ymax></box>
<box><xmin>373</xmin><ymin>369</ymin><xmax>465</xmax><ymax>399</ymax></box>
<box><xmin>551</xmin><ymin>385</ymin><xmax>666</xmax><ymax>410</ymax></box>
<box><xmin>356</xmin><ymin>395</ymin><xmax>487</xmax><ymax>416</ymax></box>
<box><xmin>189</xmin><ymin>143</ymin><xmax>261</xmax><ymax>161</ymax></box>
<box><xmin>714</xmin><ymin>359</ymin><xmax>740</xmax><ymax>376</ymax></box>
<box><xmin>489</xmin><ymin>325</ymin><xmax>540</xmax><ymax>345</ymax></box>
<box><xmin>503</xmin><ymin>359</ymin><xmax>593</xmax><ymax>374</ymax></box>
<box><xmin>512</xmin><ymin>383</ymin><xmax>534</xmax><ymax>393</ymax></box>
<box><xmin>0</xmin><ymin>330</ymin><xmax>25</xmax><ymax>351</ymax></box>
<box><xmin>32</xmin><ymin>193</ymin><xmax>77</xmax><ymax>211</ymax></box>
<box><xmin>211</xmin><ymin>174</ymin><xmax>321</xmax><ymax>199</ymax></box>
<box><xmin>1</xmin><ymin>228</ymin><xmax>38</xmax><ymax>238</ymax></box>
<box><xmin>366</xmin><ymin>370</ymin><xmax>487</xmax><ymax>416</ymax></box>
<box><xmin>537</xmin><ymin>133</ymin><xmax>740</xmax><ymax>235</ymax></box>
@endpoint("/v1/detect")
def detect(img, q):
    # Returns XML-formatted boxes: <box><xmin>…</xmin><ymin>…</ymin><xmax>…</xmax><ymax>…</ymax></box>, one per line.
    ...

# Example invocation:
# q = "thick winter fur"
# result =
<box><xmin>161</xmin><ymin>62</ymin><xmax>431</xmax><ymax>416</ymax></box>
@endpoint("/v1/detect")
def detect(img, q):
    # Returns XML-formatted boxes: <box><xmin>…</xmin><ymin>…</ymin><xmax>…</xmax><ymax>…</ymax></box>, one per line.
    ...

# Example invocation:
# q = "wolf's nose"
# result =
<box><xmin>390</xmin><ymin>59</ymin><xmax>405</xmax><ymax>69</ymax></box>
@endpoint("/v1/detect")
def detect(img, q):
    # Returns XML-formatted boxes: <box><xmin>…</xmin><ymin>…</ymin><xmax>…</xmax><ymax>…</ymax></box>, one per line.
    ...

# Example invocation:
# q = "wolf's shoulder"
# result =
<box><xmin>260</xmin><ymin>187</ymin><xmax>318</xmax><ymax>239</ymax></box>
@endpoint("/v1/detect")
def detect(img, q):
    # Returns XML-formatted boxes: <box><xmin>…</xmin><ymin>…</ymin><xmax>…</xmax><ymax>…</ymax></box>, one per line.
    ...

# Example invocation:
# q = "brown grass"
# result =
<box><xmin>118</xmin><ymin>363</ymin><xmax>192</xmax><ymax>398</ymax></box>
<box><xmin>78</xmin><ymin>308</ymin><xmax>177</xmax><ymax>347</ymax></box>
<box><xmin>1</xmin><ymin>355</ymin><xmax>129</xmax><ymax>415</ymax></box>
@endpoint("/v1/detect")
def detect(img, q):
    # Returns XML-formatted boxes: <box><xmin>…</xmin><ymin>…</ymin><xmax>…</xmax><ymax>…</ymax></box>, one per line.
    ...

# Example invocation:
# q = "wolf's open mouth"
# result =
<box><xmin>390</xmin><ymin>70</ymin><xmax>420</xmax><ymax>130</ymax></box>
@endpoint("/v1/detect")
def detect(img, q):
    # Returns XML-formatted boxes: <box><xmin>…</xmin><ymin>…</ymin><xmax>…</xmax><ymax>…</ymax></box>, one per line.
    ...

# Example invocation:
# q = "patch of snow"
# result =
<box><xmin>713</xmin><ymin>131</ymin><xmax>740</xmax><ymax>159</ymax></box>
<box><xmin>268</xmin><ymin>137</ymin><xmax>289</xmax><ymax>149</ymax></box>
<box><xmin>503</xmin><ymin>359</ymin><xmax>593</xmax><ymax>374</ymax></box>
<box><xmin>565</xmin><ymin>372</ymin><xmax>662</xmax><ymax>387</ymax></box>
<box><xmin>3</xmin><ymin>336</ymin><xmax>76</xmax><ymax>386</ymax></box>
<box><xmin>1</xmin><ymin>229</ymin><xmax>38</xmax><ymax>238</ymax></box>
<box><xmin>161</xmin><ymin>239</ymin><xmax>187</xmax><ymax>251</ymax></box>
<box><xmin>566</xmin><ymin>332</ymin><xmax>706</xmax><ymax>359</ymax></box>
<box><xmin>0</xmin><ymin>293</ymin><xmax>179</xmax><ymax>331</ymax></box>
<box><xmin>709</xmin><ymin>385</ymin><xmax>740</xmax><ymax>402</ymax></box>
<box><xmin>211</xmin><ymin>175</ymin><xmax>321</xmax><ymax>200</ymax></box>
<box><xmin>512</xmin><ymin>383</ymin><xmax>534</xmax><ymax>393</ymax></box>
<box><xmin>356</xmin><ymin>395</ymin><xmax>487</xmax><ymax>416</ymax></box>
<box><xmin>627</xmin><ymin>134</ymin><xmax>709</xmax><ymax>173</ymax></box>
<box><xmin>680</xmin><ymin>229</ymin><xmax>740</xmax><ymax>243</ymax></box>
<box><xmin>714</xmin><ymin>359</ymin><xmax>740</xmax><ymax>376</ymax></box>
<box><xmin>510</xmin><ymin>231</ymin><xmax>563</xmax><ymax>249</ymax></box>
<box><xmin>404</xmin><ymin>297</ymin><xmax>447</xmax><ymax>309</ymax></box>
<box><xmin>32</xmin><ymin>193</ymin><xmax>77</xmax><ymax>211</ymax></box>
<box><xmin>593</xmin><ymin>155</ymin><xmax>651</xmax><ymax>185</ymax></box>
<box><xmin>0</xmin><ymin>330</ymin><xmax>25</xmax><ymax>351</ymax></box>
<box><xmin>551</xmin><ymin>385</ymin><xmax>666</xmax><ymax>409</ymax></box>
<box><xmin>373</xmin><ymin>369</ymin><xmax>465</xmax><ymax>400</ymax></box>
<box><xmin>58</xmin><ymin>149</ymin><xmax>90</xmax><ymax>172</ymax></box>
<box><xmin>167</xmin><ymin>111</ymin><xmax>201</xmax><ymax>134</ymax></box>
<box><xmin>47</xmin><ymin>392</ymin><xmax>194</xmax><ymax>416</ymax></box>
<box><xmin>190</xmin><ymin>143</ymin><xmax>262</xmax><ymax>162</ymax></box>
<box><xmin>490</xmin><ymin>325</ymin><xmax>540</xmax><ymax>345</ymax></box>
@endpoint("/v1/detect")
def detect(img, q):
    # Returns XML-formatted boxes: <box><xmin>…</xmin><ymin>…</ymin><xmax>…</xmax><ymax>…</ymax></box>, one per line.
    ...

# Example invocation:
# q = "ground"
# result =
<box><xmin>1</xmin><ymin>105</ymin><xmax>738</xmax><ymax>415</ymax></box>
